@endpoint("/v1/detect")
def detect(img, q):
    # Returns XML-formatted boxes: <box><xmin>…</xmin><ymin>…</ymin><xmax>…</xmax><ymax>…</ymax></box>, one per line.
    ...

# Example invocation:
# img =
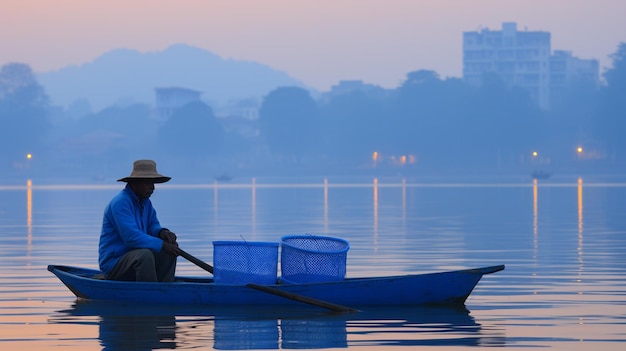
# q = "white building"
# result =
<box><xmin>463</xmin><ymin>23</ymin><xmax>600</xmax><ymax>109</ymax></box>
<box><xmin>463</xmin><ymin>22</ymin><xmax>552</xmax><ymax>108</ymax></box>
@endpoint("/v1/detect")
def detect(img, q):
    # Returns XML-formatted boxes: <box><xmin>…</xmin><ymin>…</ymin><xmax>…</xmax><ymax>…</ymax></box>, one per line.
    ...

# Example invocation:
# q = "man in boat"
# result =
<box><xmin>98</xmin><ymin>159</ymin><xmax>181</xmax><ymax>282</ymax></box>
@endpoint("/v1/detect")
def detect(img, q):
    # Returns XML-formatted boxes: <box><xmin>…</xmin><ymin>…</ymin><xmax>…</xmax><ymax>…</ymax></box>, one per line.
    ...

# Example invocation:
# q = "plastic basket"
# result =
<box><xmin>213</xmin><ymin>241</ymin><xmax>279</xmax><ymax>285</ymax></box>
<box><xmin>280</xmin><ymin>235</ymin><xmax>349</xmax><ymax>284</ymax></box>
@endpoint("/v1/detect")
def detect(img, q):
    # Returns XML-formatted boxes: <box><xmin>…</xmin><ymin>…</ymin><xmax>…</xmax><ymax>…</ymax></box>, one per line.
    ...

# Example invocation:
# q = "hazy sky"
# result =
<box><xmin>2</xmin><ymin>0</ymin><xmax>625</xmax><ymax>90</ymax></box>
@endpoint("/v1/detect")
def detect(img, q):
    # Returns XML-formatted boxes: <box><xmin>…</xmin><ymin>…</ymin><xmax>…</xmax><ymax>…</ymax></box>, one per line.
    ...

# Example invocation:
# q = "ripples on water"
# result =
<box><xmin>1</xmin><ymin>175</ymin><xmax>625</xmax><ymax>349</ymax></box>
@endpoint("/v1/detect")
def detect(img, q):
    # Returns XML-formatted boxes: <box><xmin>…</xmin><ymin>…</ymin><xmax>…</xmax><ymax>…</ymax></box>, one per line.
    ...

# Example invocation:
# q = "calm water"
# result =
<box><xmin>1</xmin><ymin>175</ymin><xmax>625</xmax><ymax>350</ymax></box>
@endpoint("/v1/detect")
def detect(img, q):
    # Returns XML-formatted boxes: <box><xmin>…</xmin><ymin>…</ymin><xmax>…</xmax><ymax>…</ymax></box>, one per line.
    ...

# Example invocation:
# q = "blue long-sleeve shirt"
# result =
<box><xmin>98</xmin><ymin>184</ymin><xmax>165</xmax><ymax>275</ymax></box>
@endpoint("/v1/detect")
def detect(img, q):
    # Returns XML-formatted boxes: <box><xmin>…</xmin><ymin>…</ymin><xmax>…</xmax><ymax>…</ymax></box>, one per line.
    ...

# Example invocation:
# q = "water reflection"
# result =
<box><xmin>100</xmin><ymin>315</ymin><xmax>177</xmax><ymax>350</ymax></box>
<box><xmin>577</xmin><ymin>177</ymin><xmax>583</xmax><ymax>266</ymax></box>
<box><xmin>26</xmin><ymin>179</ymin><xmax>32</xmax><ymax>255</ymax></box>
<box><xmin>214</xmin><ymin>317</ymin><xmax>279</xmax><ymax>350</ymax></box>
<box><xmin>532</xmin><ymin>179</ymin><xmax>538</xmax><ymax>236</ymax></box>
<box><xmin>51</xmin><ymin>300</ymin><xmax>503</xmax><ymax>350</ymax></box>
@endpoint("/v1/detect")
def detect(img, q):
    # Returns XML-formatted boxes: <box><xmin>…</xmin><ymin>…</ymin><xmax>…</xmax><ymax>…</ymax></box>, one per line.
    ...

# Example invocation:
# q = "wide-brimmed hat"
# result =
<box><xmin>117</xmin><ymin>160</ymin><xmax>171</xmax><ymax>183</ymax></box>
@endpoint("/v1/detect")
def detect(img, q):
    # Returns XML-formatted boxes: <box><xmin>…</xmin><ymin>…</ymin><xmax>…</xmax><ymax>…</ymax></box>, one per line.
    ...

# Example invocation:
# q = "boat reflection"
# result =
<box><xmin>52</xmin><ymin>300</ymin><xmax>503</xmax><ymax>349</ymax></box>
<box><xmin>99</xmin><ymin>314</ymin><xmax>177</xmax><ymax>350</ymax></box>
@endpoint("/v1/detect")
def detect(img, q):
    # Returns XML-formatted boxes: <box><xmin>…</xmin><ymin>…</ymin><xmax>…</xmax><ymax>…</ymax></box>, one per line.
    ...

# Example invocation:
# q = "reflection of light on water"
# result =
<box><xmin>532</xmin><ymin>179</ymin><xmax>538</xmax><ymax>260</ymax></box>
<box><xmin>577</xmin><ymin>177</ymin><xmax>584</xmax><ymax>275</ymax></box>
<box><xmin>27</xmin><ymin>179</ymin><xmax>32</xmax><ymax>255</ymax></box>
<box><xmin>578</xmin><ymin>178</ymin><xmax>583</xmax><ymax>263</ymax></box>
<box><xmin>531</xmin><ymin>179</ymin><xmax>539</xmax><ymax>294</ymax></box>
<box><xmin>324</xmin><ymin>178</ymin><xmax>328</xmax><ymax>233</ymax></box>
<box><xmin>373</xmin><ymin>178</ymin><xmax>378</xmax><ymax>249</ymax></box>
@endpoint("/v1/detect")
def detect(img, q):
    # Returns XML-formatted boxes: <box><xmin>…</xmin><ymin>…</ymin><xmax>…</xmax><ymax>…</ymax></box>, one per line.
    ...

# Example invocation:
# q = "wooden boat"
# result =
<box><xmin>48</xmin><ymin>264</ymin><xmax>504</xmax><ymax>309</ymax></box>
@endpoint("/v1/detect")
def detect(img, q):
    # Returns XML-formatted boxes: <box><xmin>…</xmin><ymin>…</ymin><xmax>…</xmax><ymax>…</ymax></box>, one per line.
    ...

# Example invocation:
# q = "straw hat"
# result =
<box><xmin>117</xmin><ymin>160</ymin><xmax>171</xmax><ymax>183</ymax></box>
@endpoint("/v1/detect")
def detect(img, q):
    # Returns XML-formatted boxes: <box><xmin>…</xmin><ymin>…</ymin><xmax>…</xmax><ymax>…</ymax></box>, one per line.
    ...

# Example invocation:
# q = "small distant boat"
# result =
<box><xmin>213</xmin><ymin>174</ymin><xmax>233</xmax><ymax>182</ymax></box>
<box><xmin>531</xmin><ymin>170</ymin><xmax>552</xmax><ymax>179</ymax></box>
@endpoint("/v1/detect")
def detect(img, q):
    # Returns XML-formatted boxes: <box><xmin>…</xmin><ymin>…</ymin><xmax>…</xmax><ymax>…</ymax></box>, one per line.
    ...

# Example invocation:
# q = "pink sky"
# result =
<box><xmin>1</xmin><ymin>0</ymin><xmax>625</xmax><ymax>90</ymax></box>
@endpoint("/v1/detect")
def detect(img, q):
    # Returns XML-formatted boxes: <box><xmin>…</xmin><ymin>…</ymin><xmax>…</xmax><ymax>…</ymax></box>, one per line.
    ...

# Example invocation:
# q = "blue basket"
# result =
<box><xmin>280</xmin><ymin>235</ymin><xmax>349</xmax><ymax>284</ymax></box>
<box><xmin>213</xmin><ymin>241</ymin><xmax>279</xmax><ymax>285</ymax></box>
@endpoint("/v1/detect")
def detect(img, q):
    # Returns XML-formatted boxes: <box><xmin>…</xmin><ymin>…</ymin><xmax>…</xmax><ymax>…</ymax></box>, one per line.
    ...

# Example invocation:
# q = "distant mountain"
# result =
<box><xmin>37</xmin><ymin>44</ymin><xmax>308</xmax><ymax>111</ymax></box>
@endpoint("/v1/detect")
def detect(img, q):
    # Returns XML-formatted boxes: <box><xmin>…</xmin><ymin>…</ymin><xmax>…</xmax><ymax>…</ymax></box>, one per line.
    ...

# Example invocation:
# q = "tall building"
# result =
<box><xmin>463</xmin><ymin>22</ymin><xmax>551</xmax><ymax>108</ymax></box>
<box><xmin>463</xmin><ymin>22</ymin><xmax>600</xmax><ymax>109</ymax></box>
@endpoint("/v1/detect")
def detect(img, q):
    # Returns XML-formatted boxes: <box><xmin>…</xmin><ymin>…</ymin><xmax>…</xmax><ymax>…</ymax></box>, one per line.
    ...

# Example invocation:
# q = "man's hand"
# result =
<box><xmin>162</xmin><ymin>241</ymin><xmax>181</xmax><ymax>256</ymax></box>
<box><xmin>159</xmin><ymin>229</ymin><xmax>177</xmax><ymax>244</ymax></box>
<box><xmin>159</xmin><ymin>229</ymin><xmax>180</xmax><ymax>256</ymax></box>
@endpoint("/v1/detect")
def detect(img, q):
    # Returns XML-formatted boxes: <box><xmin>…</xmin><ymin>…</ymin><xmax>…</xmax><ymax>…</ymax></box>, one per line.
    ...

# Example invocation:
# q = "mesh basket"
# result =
<box><xmin>280</xmin><ymin>235</ymin><xmax>349</xmax><ymax>284</ymax></box>
<box><xmin>213</xmin><ymin>241</ymin><xmax>279</xmax><ymax>285</ymax></box>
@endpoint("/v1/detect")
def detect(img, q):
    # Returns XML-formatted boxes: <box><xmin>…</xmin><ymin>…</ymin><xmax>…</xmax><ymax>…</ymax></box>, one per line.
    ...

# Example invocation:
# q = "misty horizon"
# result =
<box><xmin>1</xmin><ymin>15</ymin><xmax>625</xmax><ymax>182</ymax></box>
<box><xmin>3</xmin><ymin>1</ymin><xmax>625</xmax><ymax>91</ymax></box>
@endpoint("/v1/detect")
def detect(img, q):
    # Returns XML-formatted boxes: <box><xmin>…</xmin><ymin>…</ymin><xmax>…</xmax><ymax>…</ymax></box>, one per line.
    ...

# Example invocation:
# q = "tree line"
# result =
<box><xmin>1</xmin><ymin>43</ymin><xmax>624</xmax><ymax>179</ymax></box>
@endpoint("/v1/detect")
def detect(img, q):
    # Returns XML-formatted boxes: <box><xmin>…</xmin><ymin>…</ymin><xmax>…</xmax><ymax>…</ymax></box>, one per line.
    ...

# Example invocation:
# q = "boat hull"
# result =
<box><xmin>48</xmin><ymin>264</ymin><xmax>504</xmax><ymax>307</ymax></box>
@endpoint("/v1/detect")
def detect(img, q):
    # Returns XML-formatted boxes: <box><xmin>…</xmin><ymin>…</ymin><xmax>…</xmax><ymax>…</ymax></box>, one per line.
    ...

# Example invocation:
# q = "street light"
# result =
<box><xmin>372</xmin><ymin>151</ymin><xmax>379</xmax><ymax>168</ymax></box>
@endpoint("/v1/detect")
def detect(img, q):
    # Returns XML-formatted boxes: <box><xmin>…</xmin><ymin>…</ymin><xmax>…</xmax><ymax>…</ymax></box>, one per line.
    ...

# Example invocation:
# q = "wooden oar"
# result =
<box><xmin>178</xmin><ymin>249</ymin><xmax>357</xmax><ymax>313</ymax></box>
<box><xmin>179</xmin><ymin>249</ymin><xmax>214</xmax><ymax>274</ymax></box>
